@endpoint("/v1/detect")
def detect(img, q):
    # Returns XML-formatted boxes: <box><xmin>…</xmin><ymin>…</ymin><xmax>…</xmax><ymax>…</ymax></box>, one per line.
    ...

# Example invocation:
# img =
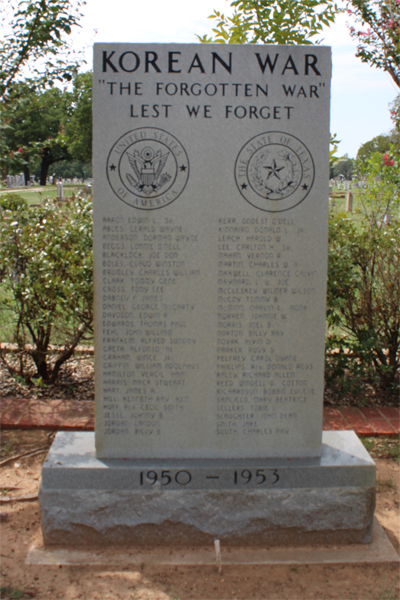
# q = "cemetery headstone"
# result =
<box><xmin>56</xmin><ymin>182</ymin><xmax>65</xmax><ymax>201</ymax></box>
<box><xmin>345</xmin><ymin>191</ymin><xmax>353</xmax><ymax>212</ymax></box>
<box><xmin>382</xmin><ymin>213</ymin><xmax>392</xmax><ymax>225</ymax></box>
<box><xmin>39</xmin><ymin>43</ymin><xmax>376</xmax><ymax>548</ymax></box>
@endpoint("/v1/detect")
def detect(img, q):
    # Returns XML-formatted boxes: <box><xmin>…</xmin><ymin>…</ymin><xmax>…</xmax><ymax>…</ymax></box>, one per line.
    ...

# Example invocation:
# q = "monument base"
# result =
<box><xmin>39</xmin><ymin>431</ymin><xmax>376</xmax><ymax>547</ymax></box>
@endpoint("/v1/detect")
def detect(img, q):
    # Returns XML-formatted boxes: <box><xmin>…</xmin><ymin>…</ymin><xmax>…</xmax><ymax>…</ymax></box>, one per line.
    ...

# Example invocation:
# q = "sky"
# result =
<box><xmin>73</xmin><ymin>0</ymin><xmax>398</xmax><ymax>159</ymax></box>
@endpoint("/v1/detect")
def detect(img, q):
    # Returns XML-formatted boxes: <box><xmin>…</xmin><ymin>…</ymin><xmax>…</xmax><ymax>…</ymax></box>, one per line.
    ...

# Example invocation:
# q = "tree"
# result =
<box><xmin>3</xmin><ymin>73</ymin><xmax>93</xmax><ymax>184</ymax></box>
<box><xmin>198</xmin><ymin>1</ymin><xmax>342</xmax><ymax>178</ymax></box>
<box><xmin>197</xmin><ymin>0</ymin><xmax>340</xmax><ymax>44</ymax></box>
<box><xmin>356</xmin><ymin>133</ymin><xmax>392</xmax><ymax>163</ymax></box>
<box><xmin>40</xmin><ymin>159</ymin><xmax>92</xmax><ymax>180</ymax></box>
<box><xmin>0</xmin><ymin>0</ymin><xmax>86</xmax><ymax>99</ymax></box>
<box><xmin>65</xmin><ymin>71</ymin><xmax>93</xmax><ymax>164</ymax></box>
<box><xmin>346</xmin><ymin>0</ymin><xmax>400</xmax><ymax>88</ymax></box>
<box><xmin>0</xmin><ymin>0</ymin><xmax>86</xmax><ymax>178</ymax></box>
<box><xmin>3</xmin><ymin>86</ymin><xmax>72</xmax><ymax>184</ymax></box>
<box><xmin>331</xmin><ymin>157</ymin><xmax>355</xmax><ymax>179</ymax></box>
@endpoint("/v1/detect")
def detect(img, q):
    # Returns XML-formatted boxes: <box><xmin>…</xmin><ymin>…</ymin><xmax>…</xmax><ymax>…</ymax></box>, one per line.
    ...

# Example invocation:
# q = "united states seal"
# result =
<box><xmin>107</xmin><ymin>127</ymin><xmax>189</xmax><ymax>210</ymax></box>
<box><xmin>234</xmin><ymin>132</ymin><xmax>315</xmax><ymax>212</ymax></box>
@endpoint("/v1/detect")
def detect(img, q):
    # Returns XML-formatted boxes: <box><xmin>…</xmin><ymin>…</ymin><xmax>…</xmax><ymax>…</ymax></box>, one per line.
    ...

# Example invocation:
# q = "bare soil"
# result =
<box><xmin>0</xmin><ymin>431</ymin><xmax>399</xmax><ymax>600</ymax></box>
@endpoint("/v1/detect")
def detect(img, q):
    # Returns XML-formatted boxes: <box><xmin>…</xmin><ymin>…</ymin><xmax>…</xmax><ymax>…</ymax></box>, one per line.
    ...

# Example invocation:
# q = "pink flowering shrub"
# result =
<box><xmin>346</xmin><ymin>0</ymin><xmax>400</xmax><ymax>87</ymax></box>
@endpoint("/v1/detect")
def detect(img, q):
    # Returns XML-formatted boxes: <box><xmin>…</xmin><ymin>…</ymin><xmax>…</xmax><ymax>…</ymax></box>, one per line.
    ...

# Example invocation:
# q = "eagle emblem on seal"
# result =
<box><xmin>125</xmin><ymin>146</ymin><xmax>171</xmax><ymax>195</ymax></box>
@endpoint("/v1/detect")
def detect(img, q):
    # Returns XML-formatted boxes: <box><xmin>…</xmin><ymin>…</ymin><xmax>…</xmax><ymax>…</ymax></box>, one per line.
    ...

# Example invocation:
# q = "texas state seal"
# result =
<box><xmin>106</xmin><ymin>127</ymin><xmax>189</xmax><ymax>210</ymax></box>
<box><xmin>234</xmin><ymin>131</ymin><xmax>315</xmax><ymax>213</ymax></box>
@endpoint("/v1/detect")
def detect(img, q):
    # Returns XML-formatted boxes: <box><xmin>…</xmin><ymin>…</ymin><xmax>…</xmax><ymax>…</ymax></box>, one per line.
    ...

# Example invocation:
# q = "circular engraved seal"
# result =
<box><xmin>234</xmin><ymin>131</ymin><xmax>315</xmax><ymax>213</ymax></box>
<box><xmin>107</xmin><ymin>127</ymin><xmax>189</xmax><ymax>210</ymax></box>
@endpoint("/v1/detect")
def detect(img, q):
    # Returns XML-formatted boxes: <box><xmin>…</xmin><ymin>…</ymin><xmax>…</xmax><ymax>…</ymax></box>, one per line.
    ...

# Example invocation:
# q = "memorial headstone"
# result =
<box><xmin>382</xmin><ymin>212</ymin><xmax>392</xmax><ymax>225</ymax></box>
<box><xmin>40</xmin><ymin>43</ymin><xmax>376</xmax><ymax>548</ymax></box>
<box><xmin>56</xmin><ymin>182</ymin><xmax>65</xmax><ymax>201</ymax></box>
<box><xmin>345</xmin><ymin>191</ymin><xmax>353</xmax><ymax>212</ymax></box>
<box><xmin>94</xmin><ymin>43</ymin><xmax>332</xmax><ymax>459</ymax></box>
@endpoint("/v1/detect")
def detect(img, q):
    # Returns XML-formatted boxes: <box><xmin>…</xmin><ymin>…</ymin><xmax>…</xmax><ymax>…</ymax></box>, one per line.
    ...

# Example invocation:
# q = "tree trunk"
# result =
<box><xmin>40</xmin><ymin>149</ymin><xmax>51</xmax><ymax>185</ymax></box>
<box><xmin>23</xmin><ymin>164</ymin><xmax>30</xmax><ymax>185</ymax></box>
<box><xmin>31</xmin><ymin>346</ymin><xmax>50</xmax><ymax>382</ymax></box>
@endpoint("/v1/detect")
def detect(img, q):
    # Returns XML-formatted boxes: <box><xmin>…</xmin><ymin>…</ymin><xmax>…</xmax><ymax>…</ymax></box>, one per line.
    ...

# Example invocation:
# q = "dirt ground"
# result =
<box><xmin>0</xmin><ymin>430</ymin><xmax>399</xmax><ymax>600</ymax></box>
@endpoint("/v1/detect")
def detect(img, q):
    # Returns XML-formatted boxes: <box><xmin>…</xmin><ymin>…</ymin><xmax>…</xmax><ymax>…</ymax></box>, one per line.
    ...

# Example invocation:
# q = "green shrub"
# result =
<box><xmin>326</xmin><ymin>213</ymin><xmax>400</xmax><ymax>393</ymax></box>
<box><xmin>0</xmin><ymin>192</ymin><xmax>28</xmax><ymax>211</ymax></box>
<box><xmin>0</xmin><ymin>197</ymin><xmax>93</xmax><ymax>384</ymax></box>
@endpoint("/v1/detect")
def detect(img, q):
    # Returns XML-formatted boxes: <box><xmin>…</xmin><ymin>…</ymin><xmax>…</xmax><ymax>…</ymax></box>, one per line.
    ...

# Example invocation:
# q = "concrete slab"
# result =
<box><xmin>39</xmin><ymin>430</ymin><xmax>376</xmax><ymax>547</ymax></box>
<box><xmin>27</xmin><ymin>518</ymin><xmax>398</xmax><ymax>566</ymax></box>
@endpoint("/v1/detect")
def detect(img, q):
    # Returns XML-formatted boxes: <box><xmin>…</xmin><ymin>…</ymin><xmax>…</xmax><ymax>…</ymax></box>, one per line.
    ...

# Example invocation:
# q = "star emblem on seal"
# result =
<box><xmin>234</xmin><ymin>132</ymin><xmax>315</xmax><ymax>213</ymax></box>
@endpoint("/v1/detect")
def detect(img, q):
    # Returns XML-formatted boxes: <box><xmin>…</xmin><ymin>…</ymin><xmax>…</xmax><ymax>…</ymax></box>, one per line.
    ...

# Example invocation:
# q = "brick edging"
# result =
<box><xmin>0</xmin><ymin>397</ymin><xmax>399</xmax><ymax>436</ymax></box>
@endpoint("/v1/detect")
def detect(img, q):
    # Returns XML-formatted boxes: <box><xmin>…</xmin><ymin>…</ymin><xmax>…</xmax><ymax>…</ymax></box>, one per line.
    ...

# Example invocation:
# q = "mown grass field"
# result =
<box><xmin>0</xmin><ymin>183</ymin><xmax>88</xmax><ymax>204</ymax></box>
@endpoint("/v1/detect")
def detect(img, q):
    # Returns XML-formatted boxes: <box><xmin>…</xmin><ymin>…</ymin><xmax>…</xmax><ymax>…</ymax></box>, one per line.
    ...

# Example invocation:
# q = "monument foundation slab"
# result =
<box><xmin>39</xmin><ymin>430</ymin><xmax>376</xmax><ymax>547</ymax></box>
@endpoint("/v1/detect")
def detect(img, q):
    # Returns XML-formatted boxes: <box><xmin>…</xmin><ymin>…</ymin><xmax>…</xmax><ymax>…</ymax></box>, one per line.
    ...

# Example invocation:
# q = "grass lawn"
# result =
<box><xmin>0</xmin><ymin>184</ymin><xmax>88</xmax><ymax>205</ymax></box>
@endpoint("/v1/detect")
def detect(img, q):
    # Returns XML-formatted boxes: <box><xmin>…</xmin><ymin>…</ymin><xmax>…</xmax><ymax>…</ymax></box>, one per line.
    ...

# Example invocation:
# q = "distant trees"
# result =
<box><xmin>356</xmin><ymin>133</ymin><xmax>392</xmax><ymax>164</ymax></box>
<box><xmin>2</xmin><ymin>73</ymin><xmax>93</xmax><ymax>184</ymax></box>
<box><xmin>4</xmin><ymin>86</ymin><xmax>72</xmax><ymax>184</ymax></box>
<box><xmin>330</xmin><ymin>157</ymin><xmax>355</xmax><ymax>179</ymax></box>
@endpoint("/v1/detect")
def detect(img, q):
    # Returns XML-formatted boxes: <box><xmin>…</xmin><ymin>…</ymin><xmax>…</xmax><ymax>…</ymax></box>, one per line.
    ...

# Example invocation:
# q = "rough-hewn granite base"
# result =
<box><xmin>39</xmin><ymin>431</ymin><xmax>376</xmax><ymax>547</ymax></box>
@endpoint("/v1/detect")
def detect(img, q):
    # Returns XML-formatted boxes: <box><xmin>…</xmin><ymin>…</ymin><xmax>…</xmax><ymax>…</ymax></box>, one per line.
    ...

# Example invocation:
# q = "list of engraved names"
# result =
<box><xmin>216</xmin><ymin>216</ymin><xmax>316</xmax><ymax>440</ymax></box>
<box><xmin>102</xmin><ymin>215</ymin><xmax>200</xmax><ymax>438</ymax></box>
<box><xmin>101</xmin><ymin>213</ymin><xmax>317</xmax><ymax>441</ymax></box>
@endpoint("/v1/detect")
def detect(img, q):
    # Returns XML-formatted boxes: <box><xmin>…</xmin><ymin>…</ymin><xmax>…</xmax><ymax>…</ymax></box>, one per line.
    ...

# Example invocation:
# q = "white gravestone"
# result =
<box><xmin>345</xmin><ymin>191</ymin><xmax>353</xmax><ymax>212</ymax></box>
<box><xmin>56</xmin><ymin>182</ymin><xmax>65</xmax><ymax>201</ymax></box>
<box><xmin>93</xmin><ymin>43</ymin><xmax>331</xmax><ymax>460</ymax></box>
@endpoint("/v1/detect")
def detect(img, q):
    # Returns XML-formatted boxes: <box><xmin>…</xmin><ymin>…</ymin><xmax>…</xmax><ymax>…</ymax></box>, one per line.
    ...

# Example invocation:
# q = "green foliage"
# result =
<box><xmin>0</xmin><ymin>586</ymin><xmax>26</xmax><ymax>599</ymax></box>
<box><xmin>347</xmin><ymin>0</ymin><xmax>400</xmax><ymax>88</ymax></box>
<box><xmin>326</xmin><ymin>213</ymin><xmax>400</xmax><ymax>392</ymax></box>
<box><xmin>356</xmin><ymin>133</ymin><xmax>392</xmax><ymax>164</ymax></box>
<box><xmin>331</xmin><ymin>157</ymin><xmax>354</xmax><ymax>179</ymax></box>
<box><xmin>0</xmin><ymin>0</ymin><xmax>86</xmax><ymax>178</ymax></box>
<box><xmin>0</xmin><ymin>192</ymin><xmax>27</xmax><ymax>211</ymax></box>
<box><xmin>2</xmin><ymin>85</ymin><xmax>72</xmax><ymax>182</ymax></box>
<box><xmin>362</xmin><ymin>437</ymin><xmax>400</xmax><ymax>460</ymax></box>
<box><xmin>0</xmin><ymin>196</ymin><xmax>93</xmax><ymax>384</ymax></box>
<box><xmin>0</xmin><ymin>0</ymin><xmax>86</xmax><ymax>99</ymax></box>
<box><xmin>329</xmin><ymin>133</ymin><xmax>344</xmax><ymax>170</ymax></box>
<box><xmin>65</xmin><ymin>71</ymin><xmax>93</xmax><ymax>164</ymax></box>
<box><xmin>40</xmin><ymin>159</ymin><xmax>92</xmax><ymax>180</ymax></box>
<box><xmin>197</xmin><ymin>0</ymin><xmax>340</xmax><ymax>44</ymax></box>
<box><xmin>355</xmin><ymin>148</ymin><xmax>399</xmax><ymax>222</ymax></box>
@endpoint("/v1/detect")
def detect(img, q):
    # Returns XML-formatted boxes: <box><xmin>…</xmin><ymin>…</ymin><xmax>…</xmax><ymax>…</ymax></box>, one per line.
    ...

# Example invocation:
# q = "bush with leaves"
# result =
<box><xmin>355</xmin><ymin>145</ymin><xmax>399</xmax><ymax>224</ymax></box>
<box><xmin>0</xmin><ymin>196</ymin><xmax>93</xmax><ymax>384</ymax></box>
<box><xmin>326</xmin><ymin>213</ymin><xmax>400</xmax><ymax>393</ymax></box>
<box><xmin>0</xmin><ymin>192</ymin><xmax>28</xmax><ymax>211</ymax></box>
